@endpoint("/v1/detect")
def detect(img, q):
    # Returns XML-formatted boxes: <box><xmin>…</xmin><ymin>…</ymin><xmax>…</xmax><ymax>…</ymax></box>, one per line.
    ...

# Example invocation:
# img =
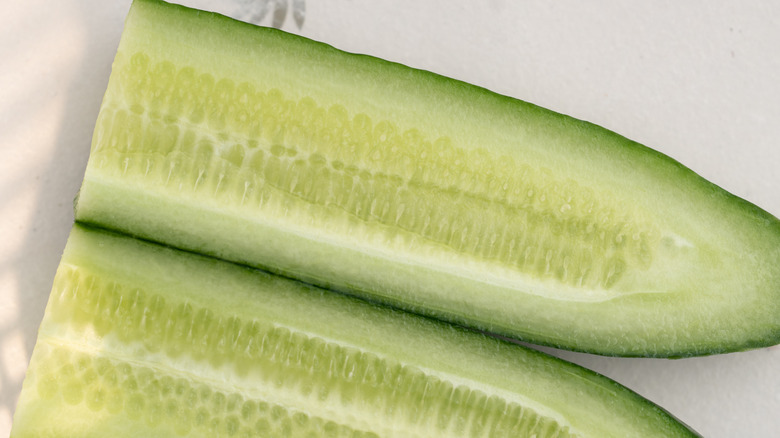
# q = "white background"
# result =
<box><xmin>1</xmin><ymin>1</ymin><xmax>778</xmax><ymax>436</ymax></box>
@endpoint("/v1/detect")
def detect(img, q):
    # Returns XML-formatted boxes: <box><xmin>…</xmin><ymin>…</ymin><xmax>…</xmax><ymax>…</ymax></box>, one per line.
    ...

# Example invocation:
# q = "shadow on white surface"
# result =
<box><xmin>177</xmin><ymin>0</ymin><xmax>305</xmax><ymax>29</ymax></box>
<box><xmin>0</xmin><ymin>0</ymin><xmax>128</xmax><ymax>433</ymax></box>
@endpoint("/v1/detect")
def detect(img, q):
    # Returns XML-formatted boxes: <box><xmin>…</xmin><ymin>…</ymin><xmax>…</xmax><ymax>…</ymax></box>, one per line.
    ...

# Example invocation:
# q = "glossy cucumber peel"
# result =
<box><xmin>11</xmin><ymin>224</ymin><xmax>698</xmax><ymax>437</ymax></box>
<box><xmin>74</xmin><ymin>0</ymin><xmax>780</xmax><ymax>357</ymax></box>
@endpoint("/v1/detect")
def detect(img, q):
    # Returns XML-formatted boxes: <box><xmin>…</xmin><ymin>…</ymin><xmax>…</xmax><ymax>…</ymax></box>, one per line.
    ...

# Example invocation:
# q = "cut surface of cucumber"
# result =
<box><xmin>11</xmin><ymin>225</ymin><xmax>698</xmax><ymax>437</ymax></box>
<box><xmin>74</xmin><ymin>0</ymin><xmax>780</xmax><ymax>356</ymax></box>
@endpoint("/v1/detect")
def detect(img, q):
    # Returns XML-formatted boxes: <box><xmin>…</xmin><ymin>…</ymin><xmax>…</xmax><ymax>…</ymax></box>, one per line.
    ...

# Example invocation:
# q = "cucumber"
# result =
<box><xmin>74</xmin><ymin>0</ymin><xmax>780</xmax><ymax>357</ymax></box>
<box><xmin>11</xmin><ymin>224</ymin><xmax>698</xmax><ymax>437</ymax></box>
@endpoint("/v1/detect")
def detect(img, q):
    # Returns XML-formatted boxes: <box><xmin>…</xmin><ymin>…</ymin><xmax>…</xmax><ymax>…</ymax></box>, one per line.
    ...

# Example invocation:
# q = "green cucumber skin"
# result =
<box><xmin>11</xmin><ymin>224</ymin><xmax>699</xmax><ymax>438</ymax></box>
<box><xmin>74</xmin><ymin>0</ymin><xmax>780</xmax><ymax>357</ymax></box>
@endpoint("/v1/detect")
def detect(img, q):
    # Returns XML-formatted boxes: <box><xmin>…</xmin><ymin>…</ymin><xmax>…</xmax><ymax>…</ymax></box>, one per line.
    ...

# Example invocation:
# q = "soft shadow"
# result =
<box><xmin>0</xmin><ymin>0</ymin><xmax>130</xmax><ymax>428</ymax></box>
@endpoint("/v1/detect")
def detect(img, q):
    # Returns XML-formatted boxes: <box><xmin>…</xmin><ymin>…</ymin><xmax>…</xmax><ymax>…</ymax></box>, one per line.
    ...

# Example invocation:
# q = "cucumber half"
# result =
<box><xmin>11</xmin><ymin>224</ymin><xmax>698</xmax><ymax>437</ymax></box>
<box><xmin>75</xmin><ymin>0</ymin><xmax>780</xmax><ymax>356</ymax></box>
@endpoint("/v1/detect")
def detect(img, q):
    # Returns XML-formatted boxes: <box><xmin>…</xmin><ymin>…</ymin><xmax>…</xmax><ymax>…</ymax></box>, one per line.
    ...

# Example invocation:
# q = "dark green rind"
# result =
<box><xmin>12</xmin><ymin>224</ymin><xmax>699</xmax><ymax>437</ymax></box>
<box><xmin>74</xmin><ymin>0</ymin><xmax>780</xmax><ymax>357</ymax></box>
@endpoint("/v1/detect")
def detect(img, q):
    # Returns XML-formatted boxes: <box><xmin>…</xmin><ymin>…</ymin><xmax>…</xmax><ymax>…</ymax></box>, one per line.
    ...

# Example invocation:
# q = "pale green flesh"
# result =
<box><xmin>74</xmin><ymin>0</ymin><xmax>780</xmax><ymax>356</ymax></box>
<box><xmin>11</xmin><ymin>225</ymin><xmax>698</xmax><ymax>437</ymax></box>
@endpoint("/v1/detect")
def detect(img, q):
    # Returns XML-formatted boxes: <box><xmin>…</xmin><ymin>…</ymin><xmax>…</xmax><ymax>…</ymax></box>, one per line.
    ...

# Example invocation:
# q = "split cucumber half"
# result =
<box><xmin>74</xmin><ymin>0</ymin><xmax>780</xmax><ymax>357</ymax></box>
<box><xmin>11</xmin><ymin>225</ymin><xmax>698</xmax><ymax>437</ymax></box>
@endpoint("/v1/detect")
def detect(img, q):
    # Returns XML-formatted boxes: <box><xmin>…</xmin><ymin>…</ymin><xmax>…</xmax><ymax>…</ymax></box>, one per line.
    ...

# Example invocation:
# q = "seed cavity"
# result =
<box><xmin>39</xmin><ymin>266</ymin><xmax>577</xmax><ymax>437</ymax></box>
<box><xmin>95</xmin><ymin>51</ymin><xmax>661</xmax><ymax>291</ymax></box>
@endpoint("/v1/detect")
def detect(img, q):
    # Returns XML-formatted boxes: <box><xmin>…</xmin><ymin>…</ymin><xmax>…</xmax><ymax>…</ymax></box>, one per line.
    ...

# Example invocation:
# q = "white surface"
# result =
<box><xmin>1</xmin><ymin>0</ymin><xmax>778</xmax><ymax>436</ymax></box>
